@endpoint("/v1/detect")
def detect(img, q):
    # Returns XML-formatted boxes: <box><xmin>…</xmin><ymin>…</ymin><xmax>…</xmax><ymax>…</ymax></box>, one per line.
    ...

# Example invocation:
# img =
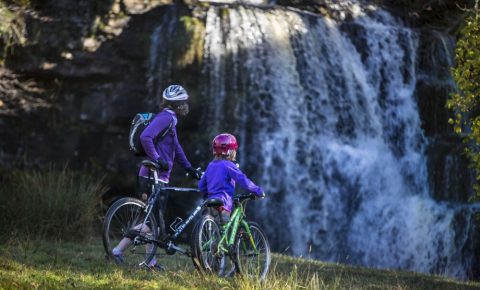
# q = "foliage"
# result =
<box><xmin>448</xmin><ymin>7</ymin><xmax>480</xmax><ymax>198</ymax></box>
<box><xmin>177</xmin><ymin>16</ymin><xmax>205</xmax><ymax>68</ymax></box>
<box><xmin>0</xmin><ymin>239</ymin><xmax>478</xmax><ymax>290</ymax></box>
<box><xmin>2</xmin><ymin>0</ymin><xmax>32</xmax><ymax>7</ymax></box>
<box><xmin>0</xmin><ymin>1</ymin><xmax>26</xmax><ymax>63</ymax></box>
<box><xmin>0</xmin><ymin>167</ymin><xmax>104</xmax><ymax>240</ymax></box>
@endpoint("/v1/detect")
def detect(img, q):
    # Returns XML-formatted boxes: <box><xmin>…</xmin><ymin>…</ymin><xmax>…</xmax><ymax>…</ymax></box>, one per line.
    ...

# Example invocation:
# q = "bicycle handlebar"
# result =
<box><xmin>158</xmin><ymin>188</ymin><xmax>263</xmax><ymax>201</ymax></box>
<box><xmin>185</xmin><ymin>167</ymin><xmax>204</xmax><ymax>179</ymax></box>
<box><xmin>234</xmin><ymin>192</ymin><xmax>264</xmax><ymax>202</ymax></box>
<box><xmin>161</xmin><ymin>187</ymin><xmax>200</xmax><ymax>193</ymax></box>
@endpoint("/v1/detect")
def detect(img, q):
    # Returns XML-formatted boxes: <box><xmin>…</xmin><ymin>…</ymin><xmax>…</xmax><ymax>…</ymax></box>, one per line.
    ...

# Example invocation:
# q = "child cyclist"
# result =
<box><xmin>199</xmin><ymin>133</ymin><xmax>265</xmax><ymax>223</ymax></box>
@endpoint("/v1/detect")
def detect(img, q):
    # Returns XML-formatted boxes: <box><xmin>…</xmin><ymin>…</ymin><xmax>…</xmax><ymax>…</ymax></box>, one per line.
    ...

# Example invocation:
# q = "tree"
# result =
<box><xmin>448</xmin><ymin>3</ymin><xmax>480</xmax><ymax>198</ymax></box>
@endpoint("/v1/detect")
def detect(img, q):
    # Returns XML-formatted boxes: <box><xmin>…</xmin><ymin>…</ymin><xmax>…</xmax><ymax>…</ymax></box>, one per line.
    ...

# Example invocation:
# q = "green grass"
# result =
<box><xmin>0</xmin><ymin>167</ymin><xmax>104</xmax><ymax>240</ymax></box>
<box><xmin>1</xmin><ymin>238</ymin><xmax>479</xmax><ymax>290</ymax></box>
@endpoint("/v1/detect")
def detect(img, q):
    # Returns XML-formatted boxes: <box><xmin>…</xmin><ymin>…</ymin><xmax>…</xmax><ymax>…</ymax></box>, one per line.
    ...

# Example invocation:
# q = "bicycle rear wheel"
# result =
<box><xmin>103</xmin><ymin>197</ymin><xmax>160</xmax><ymax>268</ymax></box>
<box><xmin>235</xmin><ymin>221</ymin><xmax>271</xmax><ymax>280</ymax></box>
<box><xmin>191</xmin><ymin>215</ymin><xmax>235</xmax><ymax>276</ymax></box>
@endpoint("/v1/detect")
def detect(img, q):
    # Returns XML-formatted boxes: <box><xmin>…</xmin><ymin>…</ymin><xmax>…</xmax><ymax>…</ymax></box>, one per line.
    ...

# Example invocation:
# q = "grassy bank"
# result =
<box><xmin>0</xmin><ymin>167</ymin><xmax>103</xmax><ymax>240</ymax></box>
<box><xmin>0</xmin><ymin>238</ymin><xmax>479</xmax><ymax>290</ymax></box>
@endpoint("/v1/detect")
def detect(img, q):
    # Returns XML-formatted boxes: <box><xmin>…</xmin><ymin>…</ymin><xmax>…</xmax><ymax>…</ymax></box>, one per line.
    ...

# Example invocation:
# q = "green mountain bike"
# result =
<box><xmin>191</xmin><ymin>193</ymin><xmax>271</xmax><ymax>280</ymax></box>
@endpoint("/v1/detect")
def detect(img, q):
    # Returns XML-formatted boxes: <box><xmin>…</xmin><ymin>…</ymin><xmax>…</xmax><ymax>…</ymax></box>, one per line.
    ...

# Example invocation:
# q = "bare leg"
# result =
<box><xmin>113</xmin><ymin>224</ymin><xmax>152</xmax><ymax>254</ymax></box>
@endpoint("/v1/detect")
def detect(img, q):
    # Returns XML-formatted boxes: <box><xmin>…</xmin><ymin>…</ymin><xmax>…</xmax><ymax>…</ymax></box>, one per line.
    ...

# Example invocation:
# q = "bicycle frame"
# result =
<box><xmin>216</xmin><ymin>198</ymin><xmax>257</xmax><ymax>255</ymax></box>
<box><xmin>169</xmin><ymin>198</ymin><xmax>207</xmax><ymax>240</ymax></box>
<box><xmin>132</xmin><ymin>168</ymin><xmax>203</xmax><ymax>256</ymax></box>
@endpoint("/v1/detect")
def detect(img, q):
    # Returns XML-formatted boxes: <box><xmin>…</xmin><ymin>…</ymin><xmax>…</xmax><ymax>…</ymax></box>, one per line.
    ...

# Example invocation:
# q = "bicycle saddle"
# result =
<box><xmin>205</xmin><ymin>198</ymin><xmax>224</xmax><ymax>207</ymax></box>
<box><xmin>141</xmin><ymin>159</ymin><xmax>163</xmax><ymax>170</ymax></box>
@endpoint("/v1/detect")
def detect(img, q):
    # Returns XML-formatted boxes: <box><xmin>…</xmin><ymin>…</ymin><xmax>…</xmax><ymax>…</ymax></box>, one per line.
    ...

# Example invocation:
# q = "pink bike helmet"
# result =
<box><xmin>212</xmin><ymin>133</ymin><xmax>238</xmax><ymax>156</ymax></box>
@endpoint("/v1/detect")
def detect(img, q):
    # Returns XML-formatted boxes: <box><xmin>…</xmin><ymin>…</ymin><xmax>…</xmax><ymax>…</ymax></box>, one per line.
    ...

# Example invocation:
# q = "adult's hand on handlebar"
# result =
<box><xmin>155</xmin><ymin>158</ymin><xmax>169</xmax><ymax>170</ymax></box>
<box><xmin>186</xmin><ymin>167</ymin><xmax>202</xmax><ymax>180</ymax></box>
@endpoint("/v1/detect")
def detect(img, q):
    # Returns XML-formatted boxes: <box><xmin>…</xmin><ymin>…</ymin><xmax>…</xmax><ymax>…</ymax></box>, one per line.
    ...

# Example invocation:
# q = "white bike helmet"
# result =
<box><xmin>162</xmin><ymin>85</ymin><xmax>189</xmax><ymax>101</ymax></box>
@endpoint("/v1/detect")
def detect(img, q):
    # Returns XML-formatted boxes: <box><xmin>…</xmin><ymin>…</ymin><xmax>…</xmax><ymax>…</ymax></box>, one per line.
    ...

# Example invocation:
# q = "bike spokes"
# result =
<box><xmin>103</xmin><ymin>198</ymin><xmax>159</xmax><ymax>268</ymax></box>
<box><xmin>235</xmin><ymin>222</ymin><xmax>271</xmax><ymax>280</ymax></box>
<box><xmin>191</xmin><ymin>215</ymin><xmax>236</xmax><ymax>276</ymax></box>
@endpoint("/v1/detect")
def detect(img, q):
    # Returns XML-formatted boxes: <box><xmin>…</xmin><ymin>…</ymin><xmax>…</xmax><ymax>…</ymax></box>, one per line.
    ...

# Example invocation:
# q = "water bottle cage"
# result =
<box><xmin>170</xmin><ymin>217</ymin><xmax>183</xmax><ymax>231</ymax></box>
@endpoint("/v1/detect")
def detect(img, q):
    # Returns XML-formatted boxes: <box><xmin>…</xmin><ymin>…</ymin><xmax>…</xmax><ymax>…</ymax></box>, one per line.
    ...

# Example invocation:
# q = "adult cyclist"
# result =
<box><xmin>112</xmin><ymin>84</ymin><xmax>202</xmax><ymax>270</ymax></box>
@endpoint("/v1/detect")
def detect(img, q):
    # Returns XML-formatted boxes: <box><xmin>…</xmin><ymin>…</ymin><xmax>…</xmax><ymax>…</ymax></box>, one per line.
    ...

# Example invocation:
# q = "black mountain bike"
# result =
<box><xmin>103</xmin><ymin>160</ymin><xmax>216</xmax><ymax>268</ymax></box>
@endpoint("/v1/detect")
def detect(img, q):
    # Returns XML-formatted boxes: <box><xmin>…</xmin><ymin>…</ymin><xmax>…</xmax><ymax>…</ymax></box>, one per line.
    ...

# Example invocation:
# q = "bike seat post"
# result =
<box><xmin>152</xmin><ymin>168</ymin><xmax>160</xmax><ymax>185</ymax></box>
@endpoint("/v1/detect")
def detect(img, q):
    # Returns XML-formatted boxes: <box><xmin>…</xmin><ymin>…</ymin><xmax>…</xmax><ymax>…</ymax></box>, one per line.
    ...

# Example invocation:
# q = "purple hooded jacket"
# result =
<box><xmin>139</xmin><ymin>109</ymin><xmax>192</xmax><ymax>183</ymax></box>
<box><xmin>198</xmin><ymin>159</ymin><xmax>264</xmax><ymax>212</ymax></box>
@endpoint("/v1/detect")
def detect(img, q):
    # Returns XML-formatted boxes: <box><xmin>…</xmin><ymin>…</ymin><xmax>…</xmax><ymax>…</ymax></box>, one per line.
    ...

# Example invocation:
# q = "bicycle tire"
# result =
<box><xmin>103</xmin><ymin>197</ymin><xmax>160</xmax><ymax>268</ymax></box>
<box><xmin>191</xmin><ymin>214</ymin><xmax>235</xmax><ymax>276</ymax></box>
<box><xmin>189</xmin><ymin>218</ymin><xmax>203</xmax><ymax>271</ymax></box>
<box><xmin>234</xmin><ymin>221</ymin><xmax>271</xmax><ymax>280</ymax></box>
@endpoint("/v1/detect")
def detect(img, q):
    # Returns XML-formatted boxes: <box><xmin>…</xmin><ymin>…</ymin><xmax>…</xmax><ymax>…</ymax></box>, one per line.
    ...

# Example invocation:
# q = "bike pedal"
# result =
<box><xmin>164</xmin><ymin>244</ymin><xmax>176</xmax><ymax>255</ymax></box>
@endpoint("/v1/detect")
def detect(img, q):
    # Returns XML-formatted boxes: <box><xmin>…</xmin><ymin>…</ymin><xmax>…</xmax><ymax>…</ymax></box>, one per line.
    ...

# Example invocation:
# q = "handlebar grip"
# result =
<box><xmin>235</xmin><ymin>193</ymin><xmax>261</xmax><ymax>201</ymax></box>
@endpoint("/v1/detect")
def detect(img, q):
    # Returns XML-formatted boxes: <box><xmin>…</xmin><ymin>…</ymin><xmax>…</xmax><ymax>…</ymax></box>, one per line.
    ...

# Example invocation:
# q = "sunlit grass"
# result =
<box><xmin>1</xmin><ymin>237</ymin><xmax>479</xmax><ymax>290</ymax></box>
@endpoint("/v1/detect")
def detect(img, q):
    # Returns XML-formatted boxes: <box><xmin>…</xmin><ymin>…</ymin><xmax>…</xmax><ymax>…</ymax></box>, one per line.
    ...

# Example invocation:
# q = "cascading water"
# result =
<box><xmin>147</xmin><ymin>6</ymin><xmax>178</xmax><ymax>107</ymax></box>
<box><xmin>148</xmin><ymin>2</ymin><xmax>477</xmax><ymax>279</ymax></box>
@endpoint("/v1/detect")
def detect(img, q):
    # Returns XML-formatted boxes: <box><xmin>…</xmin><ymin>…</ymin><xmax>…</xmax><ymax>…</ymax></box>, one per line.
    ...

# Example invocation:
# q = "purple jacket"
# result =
<box><xmin>198</xmin><ymin>159</ymin><xmax>264</xmax><ymax>212</ymax></box>
<box><xmin>139</xmin><ymin>109</ymin><xmax>192</xmax><ymax>183</ymax></box>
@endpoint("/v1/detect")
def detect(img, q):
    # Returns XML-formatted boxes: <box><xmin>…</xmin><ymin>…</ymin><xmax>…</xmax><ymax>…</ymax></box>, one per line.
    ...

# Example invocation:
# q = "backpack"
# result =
<box><xmin>128</xmin><ymin>112</ymin><xmax>173</xmax><ymax>156</ymax></box>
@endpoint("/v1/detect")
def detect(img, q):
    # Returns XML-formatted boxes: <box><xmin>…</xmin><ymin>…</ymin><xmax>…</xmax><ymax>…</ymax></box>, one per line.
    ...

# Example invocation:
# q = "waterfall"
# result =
<box><xmin>200</xmin><ymin>4</ymin><xmax>477</xmax><ymax>279</ymax></box>
<box><xmin>147</xmin><ymin>5</ymin><xmax>178</xmax><ymax>106</ymax></box>
<box><xmin>146</xmin><ymin>2</ymin><xmax>477</xmax><ymax>280</ymax></box>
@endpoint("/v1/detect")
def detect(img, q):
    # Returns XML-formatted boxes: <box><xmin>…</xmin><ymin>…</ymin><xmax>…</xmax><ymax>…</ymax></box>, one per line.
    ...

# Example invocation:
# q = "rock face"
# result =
<box><xmin>0</xmin><ymin>0</ymin><xmax>206</xmax><ymax>225</ymax></box>
<box><xmin>1</xmin><ymin>2</ymin><xmax>184</xmax><ymax>187</ymax></box>
<box><xmin>415</xmin><ymin>28</ymin><xmax>473</xmax><ymax>202</ymax></box>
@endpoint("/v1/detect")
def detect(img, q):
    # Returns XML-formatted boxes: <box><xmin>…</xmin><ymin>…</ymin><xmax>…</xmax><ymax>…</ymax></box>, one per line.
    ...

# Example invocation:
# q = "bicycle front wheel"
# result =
<box><xmin>103</xmin><ymin>197</ymin><xmax>159</xmax><ymax>268</ymax></box>
<box><xmin>191</xmin><ymin>214</ymin><xmax>234</xmax><ymax>276</ymax></box>
<box><xmin>235</xmin><ymin>221</ymin><xmax>271</xmax><ymax>280</ymax></box>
